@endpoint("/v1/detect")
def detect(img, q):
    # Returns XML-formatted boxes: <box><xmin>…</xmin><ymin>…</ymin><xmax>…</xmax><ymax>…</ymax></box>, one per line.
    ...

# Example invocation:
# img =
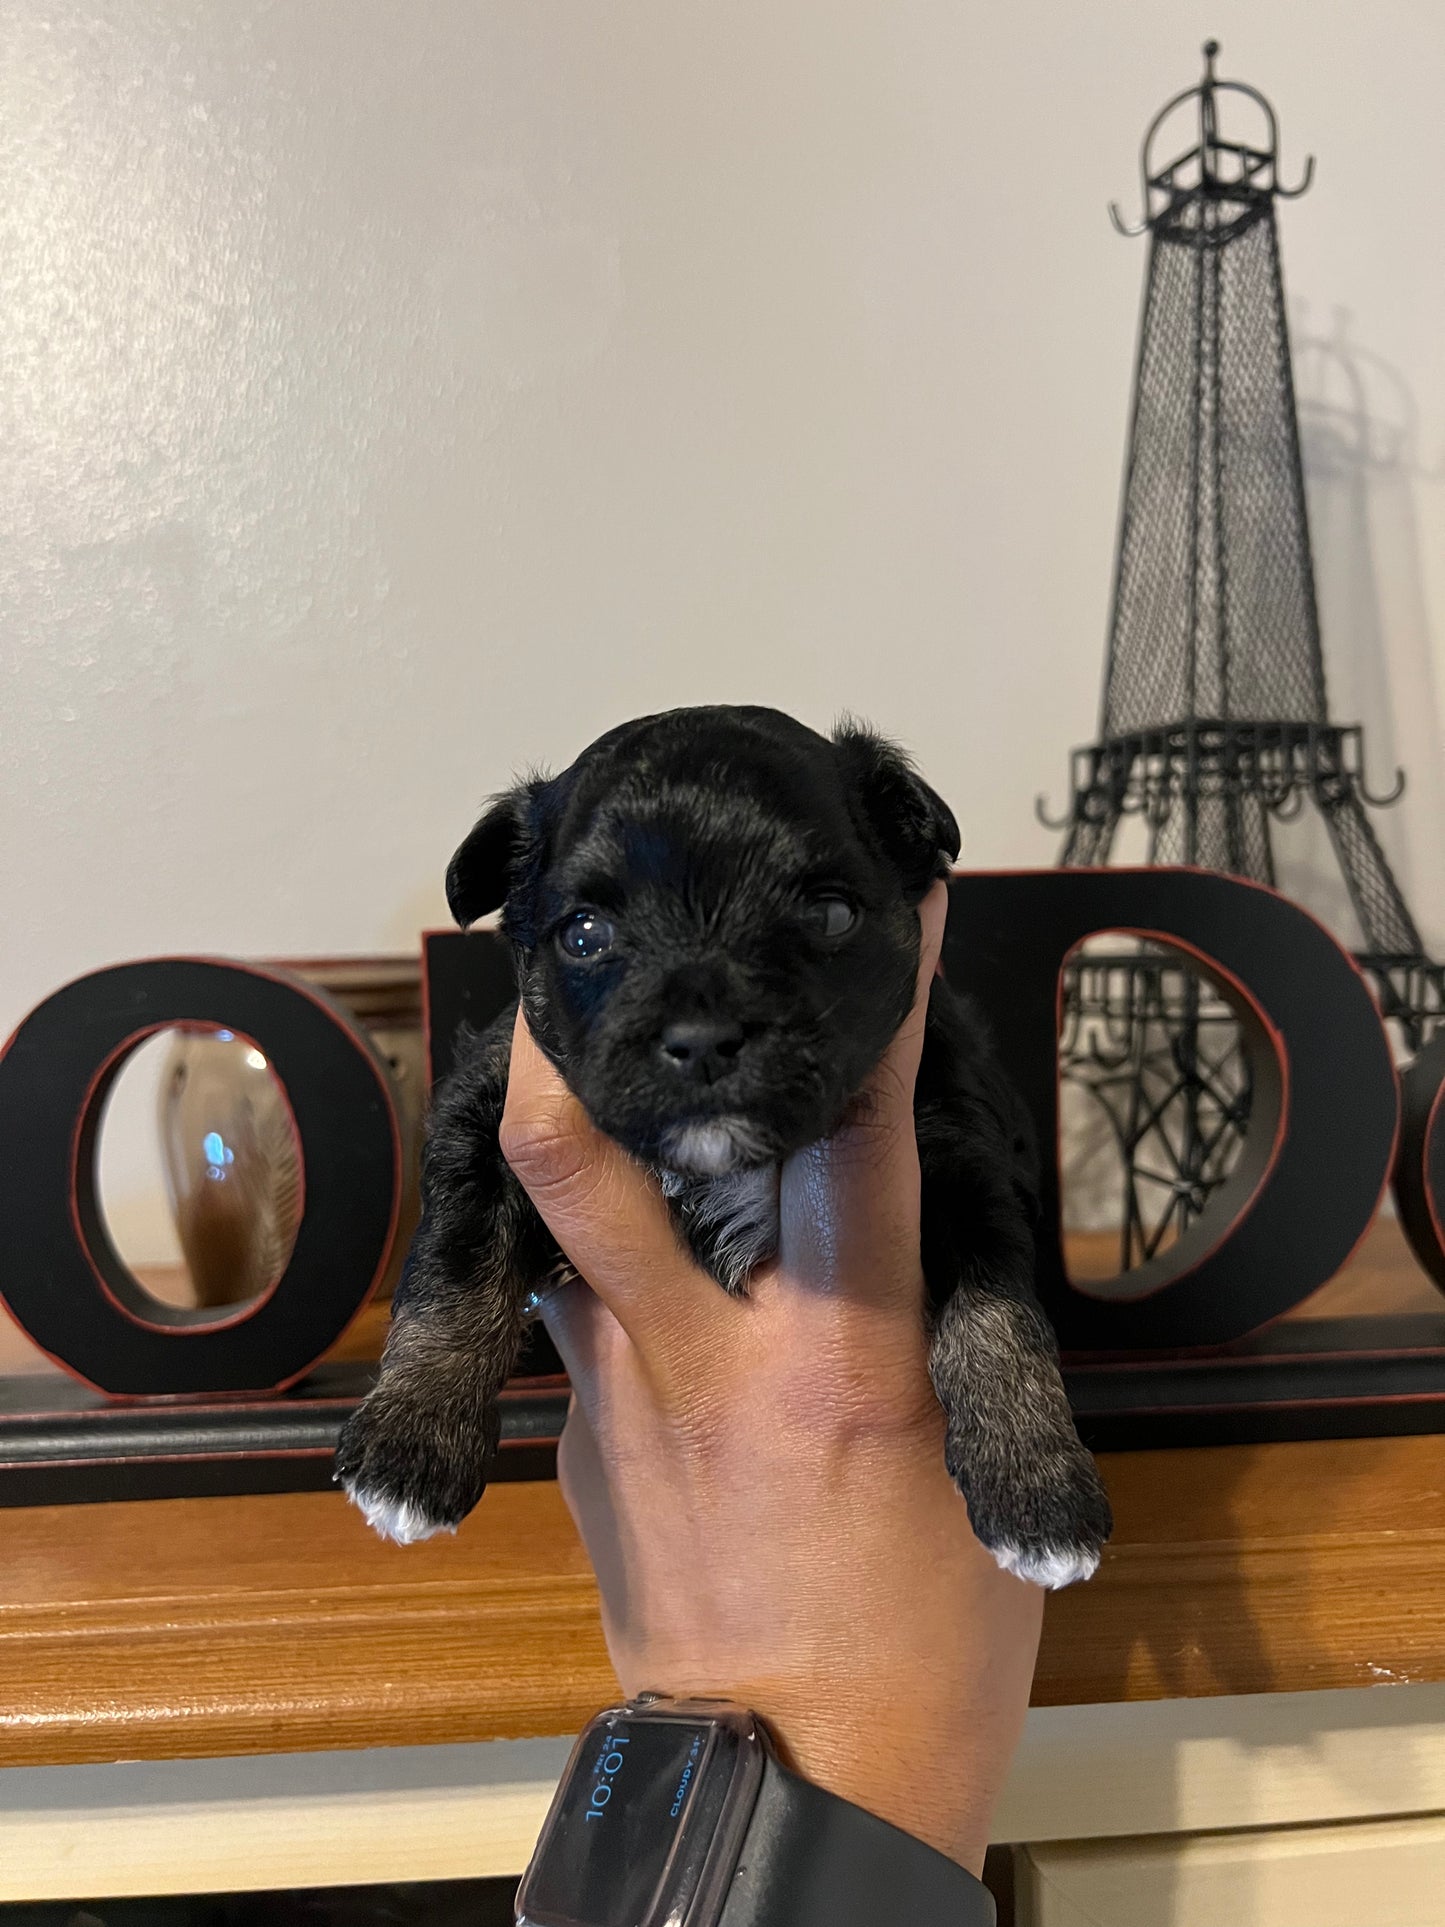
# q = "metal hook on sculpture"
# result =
<box><xmin>1275</xmin><ymin>153</ymin><xmax>1316</xmax><ymax>199</ymax></box>
<box><xmin>1358</xmin><ymin>761</ymin><xmax>1407</xmax><ymax>809</ymax></box>
<box><xmin>1035</xmin><ymin>789</ymin><xmax>1076</xmax><ymax>831</ymax></box>
<box><xmin>1264</xmin><ymin>779</ymin><xmax>1308</xmax><ymax>822</ymax></box>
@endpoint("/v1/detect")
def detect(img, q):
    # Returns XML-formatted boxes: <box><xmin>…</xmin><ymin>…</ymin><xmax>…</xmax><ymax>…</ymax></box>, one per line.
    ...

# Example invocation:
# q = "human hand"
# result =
<box><xmin>500</xmin><ymin>881</ymin><xmax>1042</xmax><ymax>1875</ymax></box>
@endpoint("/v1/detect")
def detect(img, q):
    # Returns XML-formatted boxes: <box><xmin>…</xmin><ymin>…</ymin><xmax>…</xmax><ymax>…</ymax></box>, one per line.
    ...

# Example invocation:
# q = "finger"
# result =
<box><xmin>537</xmin><ymin>1272</ymin><xmax>628</xmax><ymax>1405</ymax></box>
<box><xmin>776</xmin><ymin>881</ymin><xmax>948</xmax><ymax>1303</ymax></box>
<box><xmin>866</xmin><ymin>877</ymin><xmax>949</xmax><ymax>1121</ymax></box>
<box><xmin>501</xmin><ymin>1009</ymin><xmax>733</xmax><ymax>1359</ymax></box>
<box><xmin>551</xmin><ymin>1395</ymin><xmax>635</xmax><ymax>1652</ymax></box>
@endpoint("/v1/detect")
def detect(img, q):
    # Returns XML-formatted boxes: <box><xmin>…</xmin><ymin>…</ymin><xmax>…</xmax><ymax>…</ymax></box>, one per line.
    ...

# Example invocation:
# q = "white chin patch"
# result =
<box><xmin>989</xmin><ymin>1541</ymin><xmax>1100</xmax><ymax>1590</ymax></box>
<box><xmin>660</xmin><ymin>1117</ymin><xmax>766</xmax><ymax>1176</ymax></box>
<box><xmin>347</xmin><ymin>1485</ymin><xmax>454</xmax><ymax>1546</ymax></box>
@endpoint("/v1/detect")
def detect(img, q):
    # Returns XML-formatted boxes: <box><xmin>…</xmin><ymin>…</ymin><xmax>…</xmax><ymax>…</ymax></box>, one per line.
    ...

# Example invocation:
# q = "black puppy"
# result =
<box><xmin>335</xmin><ymin>706</ymin><xmax>1111</xmax><ymax>1586</ymax></box>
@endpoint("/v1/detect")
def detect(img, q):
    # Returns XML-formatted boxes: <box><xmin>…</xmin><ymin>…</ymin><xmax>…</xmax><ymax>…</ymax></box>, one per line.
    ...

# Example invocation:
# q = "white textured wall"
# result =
<box><xmin>3</xmin><ymin>4</ymin><xmax>1443</xmax><ymax>1035</ymax></box>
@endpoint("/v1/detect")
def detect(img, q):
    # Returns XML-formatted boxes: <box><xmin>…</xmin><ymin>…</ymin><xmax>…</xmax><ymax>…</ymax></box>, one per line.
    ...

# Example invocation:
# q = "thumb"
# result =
<box><xmin>500</xmin><ymin>1009</ymin><xmax>731</xmax><ymax>1361</ymax></box>
<box><xmin>776</xmin><ymin>880</ymin><xmax>949</xmax><ymax>1304</ymax></box>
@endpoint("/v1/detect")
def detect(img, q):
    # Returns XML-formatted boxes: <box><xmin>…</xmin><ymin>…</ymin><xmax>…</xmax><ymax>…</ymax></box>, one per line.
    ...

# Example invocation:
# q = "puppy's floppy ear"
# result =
<box><xmin>445</xmin><ymin>790</ymin><xmax>530</xmax><ymax>930</ymax></box>
<box><xmin>833</xmin><ymin>723</ymin><xmax>960</xmax><ymax>896</ymax></box>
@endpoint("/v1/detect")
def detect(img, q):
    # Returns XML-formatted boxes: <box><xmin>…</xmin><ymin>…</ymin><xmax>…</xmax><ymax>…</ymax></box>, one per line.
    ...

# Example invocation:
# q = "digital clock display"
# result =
<box><xmin>520</xmin><ymin>1714</ymin><xmax>715</xmax><ymax>1926</ymax></box>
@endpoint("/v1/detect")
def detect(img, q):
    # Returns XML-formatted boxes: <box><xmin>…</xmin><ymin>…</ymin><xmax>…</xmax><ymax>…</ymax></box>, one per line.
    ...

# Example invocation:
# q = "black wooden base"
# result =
<box><xmin>4</xmin><ymin>1310</ymin><xmax>1443</xmax><ymax>1506</ymax></box>
<box><xmin>0</xmin><ymin>1365</ymin><xmax>568</xmax><ymax>1507</ymax></box>
<box><xmin>1068</xmin><ymin>1310</ymin><xmax>1445</xmax><ymax>1451</ymax></box>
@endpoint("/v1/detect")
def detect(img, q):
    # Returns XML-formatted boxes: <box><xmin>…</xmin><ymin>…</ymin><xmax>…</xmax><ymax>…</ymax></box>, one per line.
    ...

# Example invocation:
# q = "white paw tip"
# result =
<box><xmin>346</xmin><ymin>1484</ymin><xmax>455</xmax><ymax>1546</ymax></box>
<box><xmin>990</xmin><ymin>1541</ymin><xmax>1101</xmax><ymax>1589</ymax></box>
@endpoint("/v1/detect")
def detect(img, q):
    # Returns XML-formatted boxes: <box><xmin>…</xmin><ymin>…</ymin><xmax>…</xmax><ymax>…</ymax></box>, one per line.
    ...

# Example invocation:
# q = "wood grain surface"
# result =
<box><xmin>0</xmin><ymin>1481</ymin><xmax>614</xmax><ymax>1768</ymax></box>
<box><xmin>2</xmin><ymin>1427</ymin><xmax>1444</xmax><ymax>1768</ymax></box>
<box><xmin>1034</xmin><ymin>1431</ymin><xmax>1445</xmax><ymax>1705</ymax></box>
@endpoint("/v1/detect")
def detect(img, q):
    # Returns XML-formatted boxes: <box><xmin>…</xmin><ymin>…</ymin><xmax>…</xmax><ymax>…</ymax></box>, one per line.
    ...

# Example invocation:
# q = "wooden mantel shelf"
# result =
<box><xmin>3</xmin><ymin>1432</ymin><xmax>1445</xmax><ymax>1769</ymax></box>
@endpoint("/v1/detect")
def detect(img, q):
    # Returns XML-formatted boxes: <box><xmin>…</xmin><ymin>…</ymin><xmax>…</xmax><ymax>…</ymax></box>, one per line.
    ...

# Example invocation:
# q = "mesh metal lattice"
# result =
<box><xmin>1061</xmin><ymin>949</ymin><xmax>1253</xmax><ymax>1269</ymax></box>
<box><xmin>1105</xmin><ymin>200</ymin><xmax>1326</xmax><ymax>735</ymax></box>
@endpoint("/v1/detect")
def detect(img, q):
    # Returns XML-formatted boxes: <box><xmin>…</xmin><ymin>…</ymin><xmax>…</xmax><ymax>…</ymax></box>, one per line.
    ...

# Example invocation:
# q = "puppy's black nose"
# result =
<box><xmin>659</xmin><ymin>1017</ymin><xmax>746</xmax><ymax>1082</ymax></box>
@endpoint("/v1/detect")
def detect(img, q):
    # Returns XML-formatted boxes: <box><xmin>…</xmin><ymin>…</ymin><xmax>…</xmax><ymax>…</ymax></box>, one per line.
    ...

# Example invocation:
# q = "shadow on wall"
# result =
<box><xmin>1280</xmin><ymin>304</ymin><xmax>1445</xmax><ymax>956</ymax></box>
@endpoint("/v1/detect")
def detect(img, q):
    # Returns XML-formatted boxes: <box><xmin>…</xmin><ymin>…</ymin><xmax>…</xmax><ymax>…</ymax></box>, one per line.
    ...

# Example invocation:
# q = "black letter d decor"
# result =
<box><xmin>944</xmin><ymin>870</ymin><xmax>1401</xmax><ymax>1352</ymax></box>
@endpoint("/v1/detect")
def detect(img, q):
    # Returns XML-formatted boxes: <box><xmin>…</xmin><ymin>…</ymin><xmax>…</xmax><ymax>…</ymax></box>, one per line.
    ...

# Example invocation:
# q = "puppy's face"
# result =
<box><xmin>447</xmin><ymin>708</ymin><xmax>958</xmax><ymax>1174</ymax></box>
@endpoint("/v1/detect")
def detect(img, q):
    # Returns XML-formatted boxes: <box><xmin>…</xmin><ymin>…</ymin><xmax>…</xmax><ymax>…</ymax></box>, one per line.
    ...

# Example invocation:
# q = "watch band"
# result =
<box><xmin>717</xmin><ymin>1752</ymin><xmax>996</xmax><ymax>1927</ymax></box>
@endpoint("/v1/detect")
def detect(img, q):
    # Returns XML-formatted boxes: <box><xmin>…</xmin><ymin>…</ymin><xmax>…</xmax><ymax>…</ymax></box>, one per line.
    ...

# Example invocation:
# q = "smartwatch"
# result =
<box><xmin>515</xmin><ymin>1695</ymin><xmax>996</xmax><ymax>1926</ymax></box>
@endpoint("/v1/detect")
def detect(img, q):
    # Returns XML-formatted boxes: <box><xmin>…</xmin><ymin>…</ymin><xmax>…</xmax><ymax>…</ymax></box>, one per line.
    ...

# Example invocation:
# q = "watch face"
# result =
<box><xmin>517</xmin><ymin>1705</ymin><xmax>760</xmax><ymax>1927</ymax></box>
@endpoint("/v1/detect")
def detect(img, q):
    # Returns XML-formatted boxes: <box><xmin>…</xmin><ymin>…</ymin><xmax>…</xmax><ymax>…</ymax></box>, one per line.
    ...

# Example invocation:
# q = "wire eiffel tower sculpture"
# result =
<box><xmin>1042</xmin><ymin>42</ymin><xmax>1444</xmax><ymax>1270</ymax></box>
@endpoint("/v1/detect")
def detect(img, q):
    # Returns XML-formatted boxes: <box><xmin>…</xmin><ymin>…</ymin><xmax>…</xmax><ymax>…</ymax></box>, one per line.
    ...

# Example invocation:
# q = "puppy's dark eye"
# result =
<box><xmin>558</xmin><ymin>909</ymin><xmax>617</xmax><ymax>961</ymax></box>
<box><xmin>804</xmin><ymin>895</ymin><xmax>858</xmax><ymax>939</ymax></box>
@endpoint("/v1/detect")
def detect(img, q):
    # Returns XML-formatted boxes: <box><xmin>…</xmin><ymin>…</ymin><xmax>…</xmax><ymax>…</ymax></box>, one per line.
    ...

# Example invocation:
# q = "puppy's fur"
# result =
<box><xmin>335</xmin><ymin>707</ymin><xmax>1111</xmax><ymax>1585</ymax></box>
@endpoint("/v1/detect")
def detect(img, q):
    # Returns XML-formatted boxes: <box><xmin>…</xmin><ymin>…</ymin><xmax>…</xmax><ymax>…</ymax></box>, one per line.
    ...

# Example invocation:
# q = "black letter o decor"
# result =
<box><xmin>0</xmin><ymin>959</ymin><xmax>401</xmax><ymax>1395</ymax></box>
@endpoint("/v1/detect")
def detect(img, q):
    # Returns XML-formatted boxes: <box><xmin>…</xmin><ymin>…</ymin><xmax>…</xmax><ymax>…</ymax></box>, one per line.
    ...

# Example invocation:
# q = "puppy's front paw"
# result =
<box><xmin>948</xmin><ymin>1430</ymin><xmax>1113</xmax><ymax>1591</ymax></box>
<box><xmin>987</xmin><ymin>1536</ymin><xmax>1103</xmax><ymax>1590</ymax></box>
<box><xmin>347</xmin><ymin>1483</ymin><xmax>455</xmax><ymax>1546</ymax></box>
<box><xmin>334</xmin><ymin>1387</ymin><xmax>496</xmax><ymax>1545</ymax></box>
